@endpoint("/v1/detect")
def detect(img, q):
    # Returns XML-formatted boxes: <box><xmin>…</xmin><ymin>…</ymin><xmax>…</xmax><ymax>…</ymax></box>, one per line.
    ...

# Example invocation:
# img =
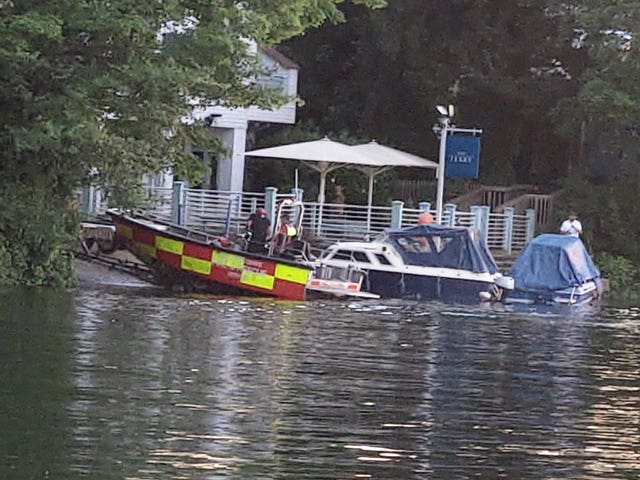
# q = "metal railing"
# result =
<box><xmin>78</xmin><ymin>184</ymin><xmax>535</xmax><ymax>253</ymax></box>
<box><xmin>495</xmin><ymin>191</ymin><xmax>562</xmax><ymax>232</ymax></box>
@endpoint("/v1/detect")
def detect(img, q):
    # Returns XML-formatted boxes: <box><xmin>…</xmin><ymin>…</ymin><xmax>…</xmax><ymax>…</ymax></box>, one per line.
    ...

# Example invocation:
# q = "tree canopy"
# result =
<box><xmin>278</xmin><ymin>0</ymin><xmax>640</xmax><ymax>185</ymax></box>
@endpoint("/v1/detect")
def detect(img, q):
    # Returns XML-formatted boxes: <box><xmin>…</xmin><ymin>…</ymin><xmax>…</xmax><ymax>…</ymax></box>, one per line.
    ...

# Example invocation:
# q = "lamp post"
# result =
<box><xmin>433</xmin><ymin>105</ymin><xmax>453</xmax><ymax>224</ymax></box>
<box><xmin>432</xmin><ymin>105</ymin><xmax>483</xmax><ymax>225</ymax></box>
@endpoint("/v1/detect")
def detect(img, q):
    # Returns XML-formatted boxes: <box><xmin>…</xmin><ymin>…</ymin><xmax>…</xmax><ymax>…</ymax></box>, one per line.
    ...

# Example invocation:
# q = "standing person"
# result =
<box><xmin>416</xmin><ymin>211</ymin><xmax>434</xmax><ymax>251</ymax></box>
<box><xmin>560</xmin><ymin>211</ymin><xmax>582</xmax><ymax>237</ymax></box>
<box><xmin>246</xmin><ymin>207</ymin><xmax>272</xmax><ymax>253</ymax></box>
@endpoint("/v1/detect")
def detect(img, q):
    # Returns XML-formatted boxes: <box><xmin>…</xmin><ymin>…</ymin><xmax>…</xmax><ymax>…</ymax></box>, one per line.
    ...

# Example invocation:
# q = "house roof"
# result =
<box><xmin>261</xmin><ymin>46</ymin><xmax>299</xmax><ymax>70</ymax></box>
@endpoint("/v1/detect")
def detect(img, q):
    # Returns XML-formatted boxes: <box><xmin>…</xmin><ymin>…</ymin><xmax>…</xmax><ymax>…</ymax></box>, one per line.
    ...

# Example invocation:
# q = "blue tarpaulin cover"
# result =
<box><xmin>509</xmin><ymin>234</ymin><xmax>601</xmax><ymax>292</ymax></box>
<box><xmin>385</xmin><ymin>224</ymin><xmax>499</xmax><ymax>274</ymax></box>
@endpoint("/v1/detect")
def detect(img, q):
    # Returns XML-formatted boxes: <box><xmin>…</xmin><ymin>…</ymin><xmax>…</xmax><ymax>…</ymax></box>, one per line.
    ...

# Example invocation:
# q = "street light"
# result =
<box><xmin>434</xmin><ymin>105</ymin><xmax>453</xmax><ymax>224</ymax></box>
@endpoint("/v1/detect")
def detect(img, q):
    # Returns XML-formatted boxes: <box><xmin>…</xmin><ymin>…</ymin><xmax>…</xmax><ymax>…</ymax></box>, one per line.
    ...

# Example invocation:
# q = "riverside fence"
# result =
<box><xmin>79</xmin><ymin>182</ymin><xmax>536</xmax><ymax>254</ymax></box>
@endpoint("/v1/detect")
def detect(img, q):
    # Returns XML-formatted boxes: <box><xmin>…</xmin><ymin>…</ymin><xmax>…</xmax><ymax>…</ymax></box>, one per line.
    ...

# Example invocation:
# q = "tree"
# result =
<box><xmin>281</xmin><ymin>0</ymin><xmax>584</xmax><ymax>183</ymax></box>
<box><xmin>0</xmin><ymin>0</ymin><xmax>385</xmax><ymax>286</ymax></box>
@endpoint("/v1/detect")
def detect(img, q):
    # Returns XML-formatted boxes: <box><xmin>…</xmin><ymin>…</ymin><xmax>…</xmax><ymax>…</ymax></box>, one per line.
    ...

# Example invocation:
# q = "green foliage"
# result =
<box><xmin>593</xmin><ymin>252</ymin><xmax>639</xmax><ymax>291</ymax></box>
<box><xmin>0</xmin><ymin>188</ymin><xmax>78</xmax><ymax>287</ymax></box>
<box><xmin>553</xmin><ymin>1</ymin><xmax>640</xmax><ymax>153</ymax></box>
<box><xmin>280</xmin><ymin>0</ymin><xmax>580</xmax><ymax>185</ymax></box>
<box><xmin>557</xmin><ymin>170</ymin><xmax>640</xmax><ymax>261</ymax></box>
<box><xmin>0</xmin><ymin>0</ymin><xmax>383</xmax><ymax>285</ymax></box>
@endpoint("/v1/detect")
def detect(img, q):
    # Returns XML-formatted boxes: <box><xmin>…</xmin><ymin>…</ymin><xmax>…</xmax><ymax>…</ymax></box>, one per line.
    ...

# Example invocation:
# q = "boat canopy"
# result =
<box><xmin>509</xmin><ymin>234</ymin><xmax>601</xmax><ymax>292</ymax></box>
<box><xmin>384</xmin><ymin>224</ymin><xmax>499</xmax><ymax>274</ymax></box>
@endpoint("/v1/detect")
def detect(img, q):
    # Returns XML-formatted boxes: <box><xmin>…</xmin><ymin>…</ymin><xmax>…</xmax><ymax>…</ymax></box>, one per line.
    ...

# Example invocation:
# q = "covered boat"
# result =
<box><xmin>315</xmin><ymin>223</ymin><xmax>513</xmax><ymax>303</ymax></box>
<box><xmin>504</xmin><ymin>234</ymin><xmax>602</xmax><ymax>305</ymax></box>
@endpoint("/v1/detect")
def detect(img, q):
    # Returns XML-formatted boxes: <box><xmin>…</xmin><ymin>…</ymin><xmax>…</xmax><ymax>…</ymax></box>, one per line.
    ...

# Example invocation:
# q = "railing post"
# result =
<box><xmin>502</xmin><ymin>207</ymin><xmax>515</xmax><ymax>254</ymax></box>
<box><xmin>80</xmin><ymin>185</ymin><xmax>92</xmax><ymax>215</ymax></box>
<box><xmin>172</xmin><ymin>181</ymin><xmax>187</xmax><ymax>225</ymax></box>
<box><xmin>418</xmin><ymin>201</ymin><xmax>431</xmax><ymax>213</ymax></box>
<box><xmin>445</xmin><ymin>203</ymin><xmax>457</xmax><ymax>227</ymax></box>
<box><xmin>291</xmin><ymin>188</ymin><xmax>304</xmax><ymax>201</ymax></box>
<box><xmin>474</xmin><ymin>205</ymin><xmax>490</xmax><ymax>243</ymax></box>
<box><xmin>309</xmin><ymin>203</ymin><xmax>318</xmax><ymax>236</ymax></box>
<box><xmin>525</xmin><ymin>208</ymin><xmax>536</xmax><ymax>242</ymax></box>
<box><xmin>265</xmin><ymin>187</ymin><xmax>278</xmax><ymax>225</ymax></box>
<box><xmin>470</xmin><ymin>205</ymin><xmax>482</xmax><ymax>230</ymax></box>
<box><xmin>391</xmin><ymin>200</ymin><xmax>404</xmax><ymax>229</ymax></box>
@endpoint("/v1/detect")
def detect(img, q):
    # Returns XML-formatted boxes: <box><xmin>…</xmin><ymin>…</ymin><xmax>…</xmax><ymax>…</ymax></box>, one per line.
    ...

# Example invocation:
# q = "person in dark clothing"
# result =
<box><xmin>246</xmin><ymin>207</ymin><xmax>272</xmax><ymax>254</ymax></box>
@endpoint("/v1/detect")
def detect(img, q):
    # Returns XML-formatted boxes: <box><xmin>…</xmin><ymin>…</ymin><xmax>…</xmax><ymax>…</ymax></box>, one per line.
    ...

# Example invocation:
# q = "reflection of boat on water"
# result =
<box><xmin>503</xmin><ymin>234</ymin><xmax>602</xmax><ymax>306</ymax></box>
<box><xmin>107</xmin><ymin>204</ymin><xmax>377</xmax><ymax>301</ymax></box>
<box><xmin>315</xmin><ymin>224</ymin><xmax>514</xmax><ymax>303</ymax></box>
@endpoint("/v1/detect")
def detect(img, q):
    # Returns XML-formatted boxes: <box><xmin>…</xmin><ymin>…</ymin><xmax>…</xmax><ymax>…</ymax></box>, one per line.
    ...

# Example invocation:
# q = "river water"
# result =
<box><xmin>1</xmin><ymin>281</ymin><xmax>639</xmax><ymax>480</ymax></box>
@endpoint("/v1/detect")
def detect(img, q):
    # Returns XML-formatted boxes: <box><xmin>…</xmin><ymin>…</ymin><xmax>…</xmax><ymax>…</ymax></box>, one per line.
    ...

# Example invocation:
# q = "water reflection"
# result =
<box><xmin>0</xmin><ymin>286</ymin><xmax>639</xmax><ymax>479</ymax></box>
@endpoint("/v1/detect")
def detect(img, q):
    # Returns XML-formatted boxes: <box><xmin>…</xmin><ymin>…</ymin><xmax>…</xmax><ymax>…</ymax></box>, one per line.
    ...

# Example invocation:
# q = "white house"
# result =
<box><xmin>82</xmin><ymin>44</ymin><xmax>298</xmax><ymax>215</ymax></box>
<box><xmin>153</xmin><ymin>45</ymin><xmax>299</xmax><ymax>193</ymax></box>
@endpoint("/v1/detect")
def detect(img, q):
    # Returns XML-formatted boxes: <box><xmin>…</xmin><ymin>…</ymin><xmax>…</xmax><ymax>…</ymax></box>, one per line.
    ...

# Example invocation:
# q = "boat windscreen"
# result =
<box><xmin>387</xmin><ymin>224</ymin><xmax>498</xmax><ymax>273</ymax></box>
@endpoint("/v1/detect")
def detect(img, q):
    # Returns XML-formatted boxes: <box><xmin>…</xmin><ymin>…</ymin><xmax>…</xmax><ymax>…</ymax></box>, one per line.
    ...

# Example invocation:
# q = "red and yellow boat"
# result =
<box><xmin>107</xmin><ymin>210</ymin><xmax>313</xmax><ymax>300</ymax></box>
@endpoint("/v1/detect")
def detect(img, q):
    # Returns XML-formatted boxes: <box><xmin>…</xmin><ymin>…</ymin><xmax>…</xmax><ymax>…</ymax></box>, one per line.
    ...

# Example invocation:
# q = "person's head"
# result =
<box><xmin>568</xmin><ymin>211</ymin><xmax>577</xmax><ymax>221</ymax></box>
<box><xmin>256</xmin><ymin>207</ymin><xmax>266</xmax><ymax>217</ymax></box>
<box><xmin>418</xmin><ymin>211</ymin><xmax>434</xmax><ymax>225</ymax></box>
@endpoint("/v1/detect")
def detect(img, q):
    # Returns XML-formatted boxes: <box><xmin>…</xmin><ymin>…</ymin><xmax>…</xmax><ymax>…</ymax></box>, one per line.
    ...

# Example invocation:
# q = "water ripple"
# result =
<box><xmin>1</xmin><ymin>287</ymin><xmax>639</xmax><ymax>479</ymax></box>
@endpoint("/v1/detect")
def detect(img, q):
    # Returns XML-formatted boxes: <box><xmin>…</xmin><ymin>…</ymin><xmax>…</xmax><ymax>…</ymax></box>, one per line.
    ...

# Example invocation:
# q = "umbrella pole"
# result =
<box><xmin>317</xmin><ymin>171</ymin><xmax>327</xmax><ymax>236</ymax></box>
<box><xmin>367</xmin><ymin>173</ymin><xmax>374</xmax><ymax>237</ymax></box>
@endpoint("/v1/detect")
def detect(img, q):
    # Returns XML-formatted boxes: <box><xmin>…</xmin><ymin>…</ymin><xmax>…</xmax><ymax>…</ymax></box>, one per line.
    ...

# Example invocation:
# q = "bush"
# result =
<box><xmin>594</xmin><ymin>252</ymin><xmax>639</xmax><ymax>291</ymax></box>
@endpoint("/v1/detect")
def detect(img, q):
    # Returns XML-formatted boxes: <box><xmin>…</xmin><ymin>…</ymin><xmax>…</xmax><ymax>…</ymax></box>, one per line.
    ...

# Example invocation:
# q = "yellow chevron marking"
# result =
<box><xmin>240</xmin><ymin>270</ymin><xmax>274</xmax><ymax>290</ymax></box>
<box><xmin>181</xmin><ymin>255</ymin><xmax>212</xmax><ymax>276</ymax></box>
<box><xmin>212</xmin><ymin>250</ymin><xmax>245</xmax><ymax>270</ymax></box>
<box><xmin>155</xmin><ymin>236</ymin><xmax>184</xmax><ymax>255</ymax></box>
<box><xmin>275</xmin><ymin>263</ymin><xmax>311</xmax><ymax>285</ymax></box>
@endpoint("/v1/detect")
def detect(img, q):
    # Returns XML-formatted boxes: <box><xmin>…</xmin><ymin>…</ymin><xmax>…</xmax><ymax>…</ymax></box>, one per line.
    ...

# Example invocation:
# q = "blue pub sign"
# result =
<box><xmin>445</xmin><ymin>135</ymin><xmax>481</xmax><ymax>179</ymax></box>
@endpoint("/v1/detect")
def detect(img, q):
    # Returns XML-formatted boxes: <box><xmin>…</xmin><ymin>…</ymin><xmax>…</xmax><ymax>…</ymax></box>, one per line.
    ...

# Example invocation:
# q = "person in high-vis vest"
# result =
<box><xmin>273</xmin><ymin>214</ymin><xmax>297</xmax><ymax>252</ymax></box>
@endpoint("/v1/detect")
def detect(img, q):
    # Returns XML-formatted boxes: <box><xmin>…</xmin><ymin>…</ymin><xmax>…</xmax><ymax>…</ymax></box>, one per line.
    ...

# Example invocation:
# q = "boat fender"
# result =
<box><xmin>479</xmin><ymin>291</ymin><xmax>492</xmax><ymax>301</ymax></box>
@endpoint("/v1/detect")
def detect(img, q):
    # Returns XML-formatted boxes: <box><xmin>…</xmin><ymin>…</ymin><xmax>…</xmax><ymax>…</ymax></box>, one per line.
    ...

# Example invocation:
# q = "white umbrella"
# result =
<box><xmin>246</xmin><ymin>137</ymin><xmax>439</xmax><ymax>232</ymax></box>
<box><xmin>350</xmin><ymin>140</ymin><xmax>438</xmax><ymax>208</ymax></box>
<box><xmin>245</xmin><ymin>137</ymin><xmax>378</xmax><ymax>204</ymax></box>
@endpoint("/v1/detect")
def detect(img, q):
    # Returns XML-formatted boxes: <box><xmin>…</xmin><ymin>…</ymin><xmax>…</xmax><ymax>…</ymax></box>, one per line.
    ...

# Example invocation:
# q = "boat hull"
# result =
<box><xmin>367</xmin><ymin>270</ymin><xmax>495</xmax><ymax>303</ymax></box>
<box><xmin>110</xmin><ymin>213</ymin><xmax>312</xmax><ymax>300</ymax></box>
<box><xmin>503</xmin><ymin>281</ymin><xmax>599</xmax><ymax>306</ymax></box>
